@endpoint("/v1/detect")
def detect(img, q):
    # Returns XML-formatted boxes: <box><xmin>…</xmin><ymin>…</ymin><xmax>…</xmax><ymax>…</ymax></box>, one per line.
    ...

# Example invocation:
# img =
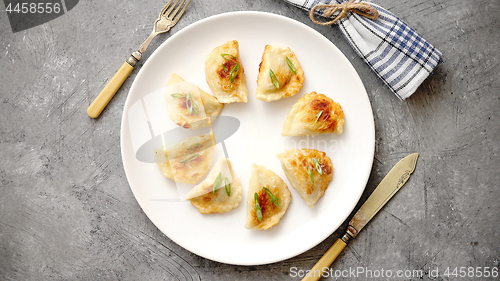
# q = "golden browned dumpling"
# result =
<box><xmin>205</xmin><ymin>40</ymin><xmax>248</xmax><ymax>103</ymax></box>
<box><xmin>154</xmin><ymin>133</ymin><xmax>215</xmax><ymax>184</ymax></box>
<box><xmin>165</xmin><ymin>73</ymin><xmax>224</xmax><ymax>129</ymax></box>
<box><xmin>277</xmin><ymin>148</ymin><xmax>333</xmax><ymax>209</ymax></box>
<box><xmin>282</xmin><ymin>92</ymin><xmax>345</xmax><ymax>136</ymax></box>
<box><xmin>245</xmin><ymin>164</ymin><xmax>292</xmax><ymax>230</ymax></box>
<box><xmin>185</xmin><ymin>157</ymin><xmax>242</xmax><ymax>214</ymax></box>
<box><xmin>256</xmin><ymin>45</ymin><xmax>304</xmax><ymax>102</ymax></box>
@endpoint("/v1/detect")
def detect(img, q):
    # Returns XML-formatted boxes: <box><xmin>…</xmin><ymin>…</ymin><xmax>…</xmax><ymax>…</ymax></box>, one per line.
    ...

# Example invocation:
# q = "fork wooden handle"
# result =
<box><xmin>301</xmin><ymin>238</ymin><xmax>347</xmax><ymax>281</ymax></box>
<box><xmin>87</xmin><ymin>61</ymin><xmax>134</xmax><ymax>118</ymax></box>
<box><xmin>87</xmin><ymin>51</ymin><xmax>142</xmax><ymax>118</ymax></box>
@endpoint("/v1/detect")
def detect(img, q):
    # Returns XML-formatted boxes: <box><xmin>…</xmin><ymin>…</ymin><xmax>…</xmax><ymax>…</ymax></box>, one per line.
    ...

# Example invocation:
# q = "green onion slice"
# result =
<box><xmin>286</xmin><ymin>57</ymin><xmax>297</xmax><ymax>75</ymax></box>
<box><xmin>314</xmin><ymin>110</ymin><xmax>323</xmax><ymax>122</ymax></box>
<box><xmin>222</xmin><ymin>63</ymin><xmax>228</xmax><ymax>72</ymax></box>
<box><xmin>213</xmin><ymin>172</ymin><xmax>222</xmax><ymax>194</ymax></box>
<box><xmin>192</xmin><ymin>101</ymin><xmax>199</xmax><ymax>115</ymax></box>
<box><xmin>180</xmin><ymin>153</ymin><xmax>199</xmax><ymax>163</ymax></box>
<box><xmin>224</xmin><ymin>177</ymin><xmax>231</xmax><ymax>196</ymax></box>
<box><xmin>186</xmin><ymin>92</ymin><xmax>193</xmax><ymax>115</ymax></box>
<box><xmin>171</xmin><ymin>93</ymin><xmax>185</xmax><ymax>98</ymax></box>
<box><xmin>187</xmin><ymin>143</ymin><xmax>201</xmax><ymax>150</ymax></box>
<box><xmin>254</xmin><ymin>193</ymin><xmax>263</xmax><ymax>221</ymax></box>
<box><xmin>313</xmin><ymin>158</ymin><xmax>323</xmax><ymax>175</ymax></box>
<box><xmin>263</xmin><ymin>187</ymin><xmax>280</xmax><ymax>208</ymax></box>
<box><xmin>307</xmin><ymin>167</ymin><xmax>315</xmax><ymax>184</ymax></box>
<box><xmin>230</xmin><ymin>62</ymin><xmax>239</xmax><ymax>83</ymax></box>
<box><xmin>269</xmin><ymin>69</ymin><xmax>280</xmax><ymax>89</ymax></box>
<box><xmin>221</xmin><ymin>53</ymin><xmax>236</xmax><ymax>60</ymax></box>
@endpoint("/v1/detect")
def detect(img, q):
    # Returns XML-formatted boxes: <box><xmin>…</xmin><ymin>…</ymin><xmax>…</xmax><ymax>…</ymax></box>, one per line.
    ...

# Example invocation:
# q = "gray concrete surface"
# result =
<box><xmin>1</xmin><ymin>0</ymin><xmax>499</xmax><ymax>280</ymax></box>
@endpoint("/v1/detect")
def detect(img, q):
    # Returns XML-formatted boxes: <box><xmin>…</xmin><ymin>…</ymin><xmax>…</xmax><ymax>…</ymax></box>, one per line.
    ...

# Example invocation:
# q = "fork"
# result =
<box><xmin>87</xmin><ymin>0</ymin><xmax>191</xmax><ymax>118</ymax></box>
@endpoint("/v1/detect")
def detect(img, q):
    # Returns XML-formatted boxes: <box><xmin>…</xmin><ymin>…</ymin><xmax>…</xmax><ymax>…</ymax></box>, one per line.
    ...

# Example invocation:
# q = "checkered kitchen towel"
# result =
<box><xmin>284</xmin><ymin>0</ymin><xmax>443</xmax><ymax>100</ymax></box>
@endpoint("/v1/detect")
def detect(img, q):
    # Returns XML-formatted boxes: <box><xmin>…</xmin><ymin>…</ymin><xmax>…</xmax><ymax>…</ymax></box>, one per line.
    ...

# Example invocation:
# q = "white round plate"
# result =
<box><xmin>121</xmin><ymin>11</ymin><xmax>374</xmax><ymax>265</ymax></box>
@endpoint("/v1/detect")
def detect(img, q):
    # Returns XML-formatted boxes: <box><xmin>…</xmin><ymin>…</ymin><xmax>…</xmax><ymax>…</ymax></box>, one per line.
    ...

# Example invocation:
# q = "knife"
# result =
<box><xmin>302</xmin><ymin>153</ymin><xmax>419</xmax><ymax>281</ymax></box>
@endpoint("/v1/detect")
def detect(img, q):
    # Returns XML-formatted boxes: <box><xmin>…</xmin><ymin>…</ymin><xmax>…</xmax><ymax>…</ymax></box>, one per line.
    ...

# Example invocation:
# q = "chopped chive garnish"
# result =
<box><xmin>221</xmin><ymin>53</ymin><xmax>236</xmax><ymax>60</ymax></box>
<box><xmin>180</xmin><ymin>153</ymin><xmax>199</xmax><ymax>163</ymax></box>
<box><xmin>269</xmin><ymin>69</ymin><xmax>280</xmax><ymax>89</ymax></box>
<box><xmin>263</xmin><ymin>187</ymin><xmax>280</xmax><ymax>208</ymax></box>
<box><xmin>286</xmin><ymin>57</ymin><xmax>297</xmax><ymax>75</ymax></box>
<box><xmin>192</xmin><ymin>101</ymin><xmax>199</xmax><ymax>115</ymax></box>
<box><xmin>186</xmin><ymin>92</ymin><xmax>193</xmax><ymax>115</ymax></box>
<box><xmin>254</xmin><ymin>193</ymin><xmax>263</xmax><ymax>221</ymax></box>
<box><xmin>314</xmin><ymin>110</ymin><xmax>323</xmax><ymax>122</ymax></box>
<box><xmin>220</xmin><ymin>53</ymin><xmax>239</xmax><ymax>83</ymax></box>
<box><xmin>224</xmin><ymin>177</ymin><xmax>231</xmax><ymax>196</ymax></box>
<box><xmin>213</xmin><ymin>172</ymin><xmax>222</xmax><ymax>194</ymax></box>
<box><xmin>308</xmin><ymin>167</ymin><xmax>315</xmax><ymax>184</ymax></box>
<box><xmin>230</xmin><ymin>62</ymin><xmax>239</xmax><ymax>83</ymax></box>
<box><xmin>187</xmin><ymin>143</ymin><xmax>200</xmax><ymax>150</ymax></box>
<box><xmin>171</xmin><ymin>93</ymin><xmax>185</xmax><ymax>98</ymax></box>
<box><xmin>313</xmin><ymin>158</ymin><xmax>323</xmax><ymax>175</ymax></box>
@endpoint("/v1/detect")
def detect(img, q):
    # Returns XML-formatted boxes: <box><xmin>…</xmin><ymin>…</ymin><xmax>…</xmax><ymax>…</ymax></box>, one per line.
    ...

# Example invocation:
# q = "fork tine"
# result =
<box><xmin>160</xmin><ymin>0</ymin><xmax>174</xmax><ymax>16</ymax></box>
<box><xmin>169</xmin><ymin>0</ymin><xmax>186</xmax><ymax>20</ymax></box>
<box><xmin>172</xmin><ymin>0</ymin><xmax>191</xmax><ymax>23</ymax></box>
<box><xmin>163</xmin><ymin>0</ymin><xmax>180</xmax><ymax>17</ymax></box>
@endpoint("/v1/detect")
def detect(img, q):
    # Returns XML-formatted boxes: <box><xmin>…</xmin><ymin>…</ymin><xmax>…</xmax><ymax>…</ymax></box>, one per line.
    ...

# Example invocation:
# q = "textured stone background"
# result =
<box><xmin>1</xmin><ymin>0</ymin><xmax>499</xmax><ymax>280</ymax></box>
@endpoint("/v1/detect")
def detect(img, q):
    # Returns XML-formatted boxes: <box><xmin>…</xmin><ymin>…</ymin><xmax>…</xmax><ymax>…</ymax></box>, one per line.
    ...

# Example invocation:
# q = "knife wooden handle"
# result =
<box><xmin>87</xmin><ymin>61</ymin><xmax>134</xmax><ymax>118</ymax></box>
<box><xmin>301</xmin><ymin>238</ymin><xmax>347</xmax><ymax>281</ymax></box>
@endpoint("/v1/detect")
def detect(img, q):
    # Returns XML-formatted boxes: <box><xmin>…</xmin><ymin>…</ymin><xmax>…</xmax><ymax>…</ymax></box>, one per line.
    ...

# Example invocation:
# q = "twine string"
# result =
<box><xmin>309</xmin><ymin>0</ymin><xmax>379</xmax><ymax>25</ymax></box>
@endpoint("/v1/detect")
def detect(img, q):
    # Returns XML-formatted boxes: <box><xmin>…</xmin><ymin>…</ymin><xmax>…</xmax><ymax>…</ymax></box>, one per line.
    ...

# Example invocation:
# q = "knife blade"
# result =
<box><xmin>302</xmin><ymin>153</ymin><xmax>419</xmax><ymax>281</ymax></box>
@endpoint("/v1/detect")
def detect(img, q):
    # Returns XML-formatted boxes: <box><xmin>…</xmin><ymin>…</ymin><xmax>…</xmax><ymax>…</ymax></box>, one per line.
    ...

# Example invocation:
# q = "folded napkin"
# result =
<box><xmin>283</xmin><ymin>0</ymin><xmax>443</xmax><ymax>100</ymax></box>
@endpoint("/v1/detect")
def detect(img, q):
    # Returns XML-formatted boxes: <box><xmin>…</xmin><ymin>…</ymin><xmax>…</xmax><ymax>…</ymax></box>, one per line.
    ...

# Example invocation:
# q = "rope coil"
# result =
<box><xmin>309</xmin><ymin>0</ymin><xmax>379</xmax><ymax>25</ymax></box>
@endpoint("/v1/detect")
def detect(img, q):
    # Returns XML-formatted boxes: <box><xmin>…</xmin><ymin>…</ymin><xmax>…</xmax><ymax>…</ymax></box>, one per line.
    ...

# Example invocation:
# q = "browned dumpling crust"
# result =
<box><xmin>277</xmin><ymin>148</ymin><xmax>333</xmax><ymax>209</ymax></box>
<box><xmin>205</xmin><ymin>40</ymin><xmax>248</xmax><ymax>103</ymax></box>
<box><xmin>282</xmin><ymin>92</ymin><xmax>345</xmax><ymax>136</ymax></box>
<box><xmin>245</xmin><ymin>164</ymin><xmax>292</xmax><ymax>230</ymax></box>
<box><xmin>256</xmin><ymin>45</ymin><xmax>304</xmax><ymax>102</ymax></box>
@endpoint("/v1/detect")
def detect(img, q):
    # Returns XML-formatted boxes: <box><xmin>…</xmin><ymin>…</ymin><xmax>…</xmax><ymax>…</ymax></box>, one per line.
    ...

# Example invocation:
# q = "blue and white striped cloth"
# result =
<box><xmin>284</xmin><ymin>0</ymin><xmax>443</xmax><ymax>100</ymax></box>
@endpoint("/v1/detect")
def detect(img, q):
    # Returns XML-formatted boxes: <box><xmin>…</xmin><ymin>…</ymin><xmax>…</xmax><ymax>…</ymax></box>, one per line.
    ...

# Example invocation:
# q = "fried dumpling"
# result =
<box><xmin>165</xmin><ymin>73</ymin><xmax>224</xmax><ymax>129</ymax></box>
<box><xmin>256</xmin><ymin>45</ymin><xmax>304</xmax><ymax>102</ymax></box>
<box><xmin>277</xmin><ymin>148</ymin><xmax>333</xmax><ymax>209</ymax></box>
<box><xmin>165</xmin><ymin>81</ymin><xmax>207</xmax><ymax>129</ymax></box>
<box><xmin>185</xmin><ymin>157</ymin><xmax>242</xmax><ymax>214</ymax></box>
<box><xmin>167</xmin><ymin>73</ymin><xmax>224</xmax><ymax>120</ymax></box>
<box><xmin>205</xmin><ymin>40</ymin><xmax>248</xmax><ymax>103</ymax></box>
<box><xmin>245</xmin><ymin>164</ymin><xmax>292</xmax><ymax>230</ymax></box>
<box><xmin>282</xmin><ymin>92</ymin><xmax>345</xmax><ymax>136</ymax></box>
<box><xmin>154</xmin><ymin>133</ymin><xmax>215</xmax><ymax>184</ymax></box>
